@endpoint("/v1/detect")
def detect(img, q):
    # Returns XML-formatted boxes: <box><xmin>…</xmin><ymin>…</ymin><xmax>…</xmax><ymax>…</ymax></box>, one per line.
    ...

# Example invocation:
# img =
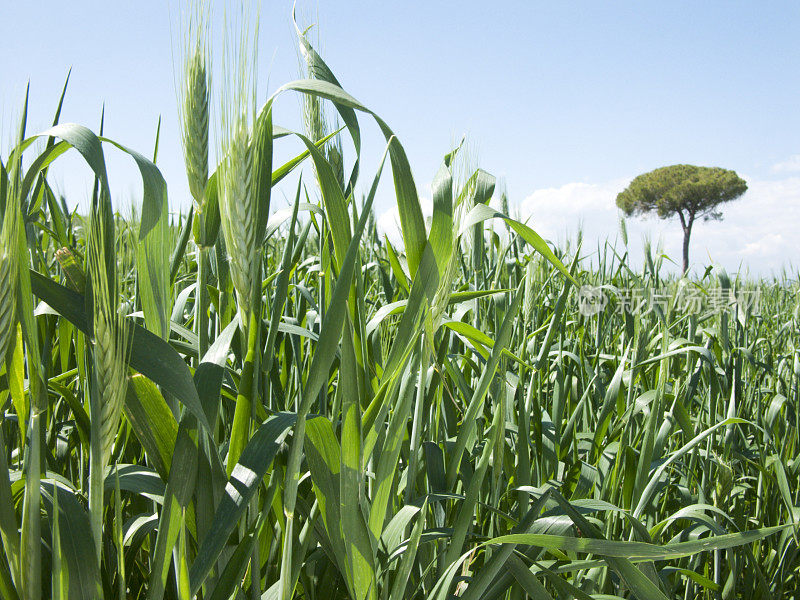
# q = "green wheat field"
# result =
<box><xmin>0</xmin><ymin>5</ymin><xmax>798</xmax><ymax>600</ymax></box>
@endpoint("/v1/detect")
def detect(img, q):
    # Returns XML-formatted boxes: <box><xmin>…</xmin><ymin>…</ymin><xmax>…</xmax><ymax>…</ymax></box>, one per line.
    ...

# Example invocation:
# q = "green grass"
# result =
<box><xmin>0</xmin><ymin>10</ymin><xmax>799</xmax><ymax>600</ymax></box>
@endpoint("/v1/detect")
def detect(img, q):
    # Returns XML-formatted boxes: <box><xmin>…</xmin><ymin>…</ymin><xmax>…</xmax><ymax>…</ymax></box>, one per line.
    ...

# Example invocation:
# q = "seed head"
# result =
<box><xmin>523</xmin><ymin>259</ymin><xmax>536</xmax><ymax>324</ymax></box>
<box><xmin>218</xmin><ymin>119</ymin><xmax>256</xmax><ymax>315</ymax></box>
<box><xmin>87</xmin><ymin>191</ymin><xmax>130</xmax><ymax>466</ymax></box>
<box><xmin>182</xmin><ymin>50</ymin><xmax>209</xmax><ymax>205</ymax></box>
<box><xmin>217</xmin><ymin>0</ymin><xmax>260</xmax><ymax>317</ymax></box>
<box><xmin>0</xmin><ymin>253</ymin><xmax>14</xmax><ymax>361</ymax></box>
<box><xmin>0</xmin><ymin>166</ymin><xmax>21</xmax><ymax>364</ymax></box>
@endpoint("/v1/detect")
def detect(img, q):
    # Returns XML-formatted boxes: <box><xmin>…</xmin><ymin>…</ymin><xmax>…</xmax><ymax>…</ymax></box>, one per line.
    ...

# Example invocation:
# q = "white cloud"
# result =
<box><xmin>771</xmin><ymin>155</ymin><xmax>800</xmax><ymax>173</ymax></box>
<box><xmin>377</xmin><ymin>204</ymin><xmax>403</xmax><ymax>244</ymax></box>
<box><xmin>741</xmin><ymin>233</ymin><xmax>786</xmax><ymax>257</ymax></box>
<box><xmin>519</xmin><ymin>178</ymin><xmax>631</xmax><ymax>242</ymax></box>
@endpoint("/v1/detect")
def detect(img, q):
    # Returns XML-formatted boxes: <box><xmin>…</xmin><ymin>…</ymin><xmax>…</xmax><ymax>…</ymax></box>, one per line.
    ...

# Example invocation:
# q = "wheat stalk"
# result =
<box><xmin>86</xmin><ymin>185</ymin><xmax>130</xmax><ymax>565</ymax></box>
<box><xmin>178</xmin><ymin>0</ymin><xmax>214</xmax><ymax>358</ymax></box>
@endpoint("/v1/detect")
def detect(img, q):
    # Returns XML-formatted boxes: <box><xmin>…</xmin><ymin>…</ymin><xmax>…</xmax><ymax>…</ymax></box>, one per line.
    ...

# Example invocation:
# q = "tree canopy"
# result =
<box><xmin>616</xmin><ymin>164</ymin><xmax>747</xmax><ymax>273</ymax></box>
<box><xmin>617</xmin><ymin>164</ymin><xmax>747</xmax><ymax>221</ymax></box>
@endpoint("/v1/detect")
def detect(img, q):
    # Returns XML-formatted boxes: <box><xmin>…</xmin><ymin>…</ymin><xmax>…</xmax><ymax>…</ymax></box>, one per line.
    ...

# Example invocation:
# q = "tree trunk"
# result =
<box><xmin>680</xmin><ymin>212</ymin><xmax>694</xmax><ymax>275</ymax></box>
<box><xmin>682</xmin><ymin>228</ymin><xmax>690</xmax><ymax>275</ymax></box>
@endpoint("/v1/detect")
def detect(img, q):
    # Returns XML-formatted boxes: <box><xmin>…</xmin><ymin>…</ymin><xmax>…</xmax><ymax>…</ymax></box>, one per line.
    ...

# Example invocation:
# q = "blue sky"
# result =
<box><xmin>2</xmin><ymin>1</ymin><xmax>799</xmax><ymax>274</ymax></box>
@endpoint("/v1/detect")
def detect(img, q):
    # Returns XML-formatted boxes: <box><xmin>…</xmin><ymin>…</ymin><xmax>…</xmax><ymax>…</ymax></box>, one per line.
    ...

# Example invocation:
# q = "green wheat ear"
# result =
<box><xmin>178</xmin><ymin>0</ymin><xmax>211</xmax><ymax>244</ymax></box>
<box><xmin>523</xmin><ymin>259</ymin><xmax>536</xmax><ymax>324</ymax></box>
<box><xmin>299</xmin><ymin>24</ymin><xmax>345</xmax><ymax>190</ymax></box>
<box><xmin>0</xmin><ymin>175</ymin><xmax>20</xmax><ymax>362</ymax></box>
<box><xmin>182</xmin><ymin>50</ymin><xmax>209</xmax><ymax>206</ymax></box>
<box><xmin>0</xmin><ymin>255</ymin><xmax>13</xmax><ymax>360</ymax></box>
<box><xmin>86</xmin><ymin>190</ymin><xmax>130</xmax><ymax>466</ymax></box>
<box><xmin>216</xmin><ymin>0</ymin><xmax>259</xmax><ymax>318</ymax></box>
<box><xmin>218</xmin><ymin>118</ymin><xmax>255</xmax><ymax>315</ymax></box>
